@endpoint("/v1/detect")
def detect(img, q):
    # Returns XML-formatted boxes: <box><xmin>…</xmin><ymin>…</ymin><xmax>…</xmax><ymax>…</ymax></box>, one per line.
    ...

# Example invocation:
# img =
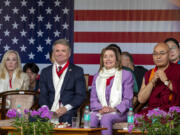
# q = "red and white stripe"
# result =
<box><xmin>74</xmin><ymin>0</ymin><xmax>180</xmax><ymax>85</ymax></box>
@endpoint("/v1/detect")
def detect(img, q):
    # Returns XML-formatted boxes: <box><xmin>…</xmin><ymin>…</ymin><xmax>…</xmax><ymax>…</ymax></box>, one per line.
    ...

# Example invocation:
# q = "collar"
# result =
<box><xmin>54</xmin><ymin>61</ymin><xmax>67</xmax><ymax>69</ymax></box>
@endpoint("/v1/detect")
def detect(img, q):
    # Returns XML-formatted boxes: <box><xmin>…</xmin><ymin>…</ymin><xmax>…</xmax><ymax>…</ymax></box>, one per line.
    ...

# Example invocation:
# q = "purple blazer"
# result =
<box><xmin>90</xmin><ymin>69</ymin><xmax>134</xmax><ymax>114</ymax></box>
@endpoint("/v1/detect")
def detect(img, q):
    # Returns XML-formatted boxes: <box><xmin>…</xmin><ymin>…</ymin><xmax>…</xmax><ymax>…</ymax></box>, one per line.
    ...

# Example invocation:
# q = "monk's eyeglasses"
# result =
<box><xmin>152</xmin><ymin>51</ymin><xmax>169</xmax><ymax>57</ymax></box>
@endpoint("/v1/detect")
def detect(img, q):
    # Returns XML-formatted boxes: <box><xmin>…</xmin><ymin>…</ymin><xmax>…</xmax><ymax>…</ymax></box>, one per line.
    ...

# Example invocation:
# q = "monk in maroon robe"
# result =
<box><xmin>138</xmin><ymin>43</ymin><xmax>180</xmax><ymax>114</ymax></box>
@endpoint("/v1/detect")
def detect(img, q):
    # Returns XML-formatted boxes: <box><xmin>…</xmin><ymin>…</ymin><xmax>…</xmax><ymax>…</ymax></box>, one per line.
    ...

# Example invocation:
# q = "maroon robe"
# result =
<box><xmin>140</xmin><ymin>63</ymin><xmax>180</xmax><ymax>114</ymax></box>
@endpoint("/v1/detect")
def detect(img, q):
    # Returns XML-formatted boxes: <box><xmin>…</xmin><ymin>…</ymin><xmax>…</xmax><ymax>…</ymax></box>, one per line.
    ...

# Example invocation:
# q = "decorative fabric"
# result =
<box><xmin>56</xmin><ymin>61</ymin><xmax>69</xmax><ymax>78</ymax></box>
<box><xmin>9</xmin><ymin>79</ymin><xmax>12</xmax><ymax>89</ymax></box>
<box><xmin>96</xmin><ymin>68</ymin><xmax>122</xmax><ymax>108</ymax></box>
<box><xmin>148</xmin><ymin>66</ymin><xmax>157</xmax><ymax>82</ymax></box>
<box><xmin>106</xmin><ymin>76</ymin><xmax>114</xmax><ymax>86</ymax></box>
<box><xmin>51</xmin><ymin>61</ymin><xmax>69</xmax><ymax>112</ymax></box>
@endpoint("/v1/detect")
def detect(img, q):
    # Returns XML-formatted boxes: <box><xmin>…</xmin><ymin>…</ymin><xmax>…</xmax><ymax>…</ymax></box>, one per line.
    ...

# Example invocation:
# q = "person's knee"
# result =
<box><xmin>91</xmin><ymin>112</ymin><xmax>98</xmax><ymax>119</ymax></box>
<box><xmin>90</xmin><ymin>112</ymin><xmax>99</xmax><ymax>122</ymax></box>
<box><xmin>90</xmin><ymin>112</ymin><xmax>100</xmax><ymax>127</ymax></box>
<box><xmin>100</xmin><ymin>114</ymin><xmax>113</xmax><ymax>125</ymax></box>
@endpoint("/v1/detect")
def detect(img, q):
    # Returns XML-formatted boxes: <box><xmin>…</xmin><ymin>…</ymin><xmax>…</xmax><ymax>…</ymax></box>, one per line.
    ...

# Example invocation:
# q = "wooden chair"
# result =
<box><xmin>0</xmin><ymin>90</ymin><xmax>39</xmax><ymax>120</ymax></box>
<box><xmin>78</xmin><ymin>74</ymin><xmax>90</xmax><ymax>127</ymax></box>
<box><xmin>84</xmin><ymin>74</ymin><xmax>89</xmax><ymax>91</ymax></box>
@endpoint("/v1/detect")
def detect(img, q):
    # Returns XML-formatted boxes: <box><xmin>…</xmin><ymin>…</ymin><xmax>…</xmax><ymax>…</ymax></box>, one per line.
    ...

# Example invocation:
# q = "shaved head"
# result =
<box><xmin>153</xmin><ymin>42</ymin><xmax>170</xmax><ymax>68</ymax></box>
<box><xmin>154</xmin><ymin>42</ymin><xmax>169</xmax><ymax>52</ymax></box>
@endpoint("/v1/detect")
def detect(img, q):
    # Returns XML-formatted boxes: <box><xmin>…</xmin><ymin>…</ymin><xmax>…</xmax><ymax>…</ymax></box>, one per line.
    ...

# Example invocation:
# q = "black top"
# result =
<box><xmin>134</xmin><ymin>66</ymin><xmax>148</xmax><ymax>90</ymax></box>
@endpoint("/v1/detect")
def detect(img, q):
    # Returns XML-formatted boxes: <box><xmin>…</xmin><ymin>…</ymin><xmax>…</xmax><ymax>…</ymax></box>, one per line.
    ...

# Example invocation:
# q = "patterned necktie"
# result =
<box><xmin>56</xmin><ymin>66</ymin><xmax>62</xmax><ymax>77</ymax></box>
<box><xmin>56</xmin><ymin>61</ymin><xmax>70</xmax><ymax>78</ymax></box>
<box><xmin>58</xmin><ymin>66</ymin><xmax>62</xmax><ymax>71</ymax></box>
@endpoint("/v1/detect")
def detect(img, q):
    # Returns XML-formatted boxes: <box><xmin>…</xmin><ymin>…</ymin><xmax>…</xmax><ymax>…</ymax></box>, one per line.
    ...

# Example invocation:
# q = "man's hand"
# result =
<box><xmin>151</xmin><ymin>72</ymin><xmax>159</xmax><ymax>86</ymax></box>
<box><xmin>56</xmin><ymin>107</ymin><xmax>67</xmax><ymax>117</ymax></box>
<box><xmin>156</xmin><ymin>70</ymin><xmax>168</xmax><ymax>83</ymax></box>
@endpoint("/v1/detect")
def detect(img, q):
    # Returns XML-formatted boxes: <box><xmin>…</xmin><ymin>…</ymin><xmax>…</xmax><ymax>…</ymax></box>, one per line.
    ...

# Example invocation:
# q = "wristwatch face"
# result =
<box><xmin>164</xmin><ymin>80</ymin><xmax>169</xmax><ymax>86</ymax></box>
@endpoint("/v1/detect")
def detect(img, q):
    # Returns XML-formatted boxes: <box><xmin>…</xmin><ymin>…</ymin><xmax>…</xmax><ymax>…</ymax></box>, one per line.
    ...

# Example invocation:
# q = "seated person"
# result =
<box><xmin>138</xmin><ymin>43</ymin><xmax>180</xmax><ymax>114</ymax></box>
<box><xmin>0</xmin><ymin>50</ymin><xmax>29</xmax><ymax>109</ymax></box>
<box><xmin>107</xmin><ymin>44</ymin><xmax>139</xmax><ymax>96</ymax></box>
<box><xmin>164</xmin><ymin>37</ymin><xmax>180</xmax><ymax>64</ymax></box>
<box><xmin>121</xmin><ymin>52</ymin><xmax>148</xmax><ymax>91</ymax></box>
<box><xmin>39</xmin><ymin>39</ymin><xmax>86</xmax><ymax>124</ymax></box>
<box><xmin>121</xmin><ymin>52</ymin><xmax>148</xmax><ymax>107</ymax></box>
<box><xmin>0</xmin><ymin>50</ymin><xmax>29</xmax><ymax>92</ymax></box>
<box><xmin>23</xmin><ymin>63</ymin><xmax>40</xmax><ymax>92</ymax></box>
<box><xmin>90</xmin><ymin>46</ymin><xmax>133</xmax><ymax>135</ymax></box>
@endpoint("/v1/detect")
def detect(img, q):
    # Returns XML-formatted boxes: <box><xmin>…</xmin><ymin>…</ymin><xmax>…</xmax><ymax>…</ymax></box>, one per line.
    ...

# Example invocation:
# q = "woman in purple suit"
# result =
<box><xmin>90</xmin><ymin>46</ymin><xmax>134</xmax><ymax>135</ymax></box>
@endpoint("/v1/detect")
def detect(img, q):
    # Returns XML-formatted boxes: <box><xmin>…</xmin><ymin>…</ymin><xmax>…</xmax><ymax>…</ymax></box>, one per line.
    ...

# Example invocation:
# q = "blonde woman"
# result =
<box><xmin>0</xmin><ymin>50</ymin><xmax>29</xmax><ymax>108</ymax></box>
<box><xmin>0</xmin><ymin>50</ymin><xmax>29</xmax><ymax>91</ymax></box>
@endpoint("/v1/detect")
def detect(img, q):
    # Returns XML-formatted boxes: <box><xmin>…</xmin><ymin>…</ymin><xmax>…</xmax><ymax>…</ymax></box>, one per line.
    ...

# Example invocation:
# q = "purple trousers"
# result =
<box><xmin>90</xmin><ymin>112</ymin><xmax>127</xmax><ymax>135</ymax></box>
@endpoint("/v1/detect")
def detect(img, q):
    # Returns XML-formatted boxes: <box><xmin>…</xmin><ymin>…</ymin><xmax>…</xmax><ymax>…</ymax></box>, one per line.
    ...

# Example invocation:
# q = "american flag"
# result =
<box><xmin>0</xmin><ymin>0</ymin><xmax>74</xmax><ymax>65</ymax></box>
<box><xmin>1</xmin><ymin>0</ymin><xmax>180</xmax><ymax>85</ymax></box>
<box><xmin>74</xmin><ymin>0</ymin><xmax>180</xmax><ymax>85</ymax></box>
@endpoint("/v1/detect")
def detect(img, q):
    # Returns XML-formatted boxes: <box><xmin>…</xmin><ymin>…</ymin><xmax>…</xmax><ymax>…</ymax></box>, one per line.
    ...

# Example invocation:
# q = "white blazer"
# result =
<box><xmin>0</xmin><ymin>72</ymin><xmax>29</xmax><ymax>93</ymax></box>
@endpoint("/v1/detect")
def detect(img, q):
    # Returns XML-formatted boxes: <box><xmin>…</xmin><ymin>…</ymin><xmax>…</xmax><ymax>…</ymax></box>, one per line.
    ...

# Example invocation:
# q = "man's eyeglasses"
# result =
<box><xmin>152</xmin><ymin>51</ymin><xmax>168</xmax><ymax>56</ymax></box>
<box><xmin>169</xmin><ymin>46</ymin><xmax>177</xmax><ymax>51</ymax></box>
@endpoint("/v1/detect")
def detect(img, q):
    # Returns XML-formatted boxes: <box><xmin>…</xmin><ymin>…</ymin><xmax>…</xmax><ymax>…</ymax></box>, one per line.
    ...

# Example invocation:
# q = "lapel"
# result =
<box><xmin>60</xmin><ymin>64</ymin><xmax>73</xmax><ymax>95</ymax></box>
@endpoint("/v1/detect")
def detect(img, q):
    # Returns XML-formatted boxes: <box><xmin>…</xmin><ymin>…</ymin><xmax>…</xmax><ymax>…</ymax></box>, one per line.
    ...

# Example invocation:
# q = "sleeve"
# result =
<box><xmin>67</xmin><ymin>68</ymin><xmax>86</xmax><ymax>108</ymax></box>
<box><xmin>39</xmin><ymin>69</ymin><xmax>50</xmax><ymax>107</ymax></box>
<box><xmin>64</xmin><ymin>104</ymin><xmax>73</xmax><ymax>111</ymax></box>
<box><xmin>90</xmin><ymin>74</ymin><xmax>103</xmax><ymax>111</ymax></box>
<box><xmin>115</xmin><ymin>71</ymin><xmax>134</xmax><ymax>114</ymax></box>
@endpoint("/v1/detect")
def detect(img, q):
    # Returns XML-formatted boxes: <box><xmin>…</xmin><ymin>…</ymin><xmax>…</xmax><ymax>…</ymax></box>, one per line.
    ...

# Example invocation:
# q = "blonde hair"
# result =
<box><xmin>99</xmin><ymin>46</ymin><xmax>122</xmax><ymax>72</ymax></box>
<box><xmin>0</xmin><ymin>50</ymin><xmax>22</xmax><ymax>79</ymax></box>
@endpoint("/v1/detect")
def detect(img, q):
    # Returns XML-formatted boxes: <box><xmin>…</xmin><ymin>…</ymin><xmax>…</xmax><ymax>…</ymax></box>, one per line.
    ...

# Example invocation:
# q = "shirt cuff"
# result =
<box><xmin>64</xmin><ymin>104</ymin><xmax>73</xmax><ymax>111</ymax></box>
<box><xmin>42</xmin><ymin>105</ymin><xmax>49</xmax><ymax>108</ymax></box>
